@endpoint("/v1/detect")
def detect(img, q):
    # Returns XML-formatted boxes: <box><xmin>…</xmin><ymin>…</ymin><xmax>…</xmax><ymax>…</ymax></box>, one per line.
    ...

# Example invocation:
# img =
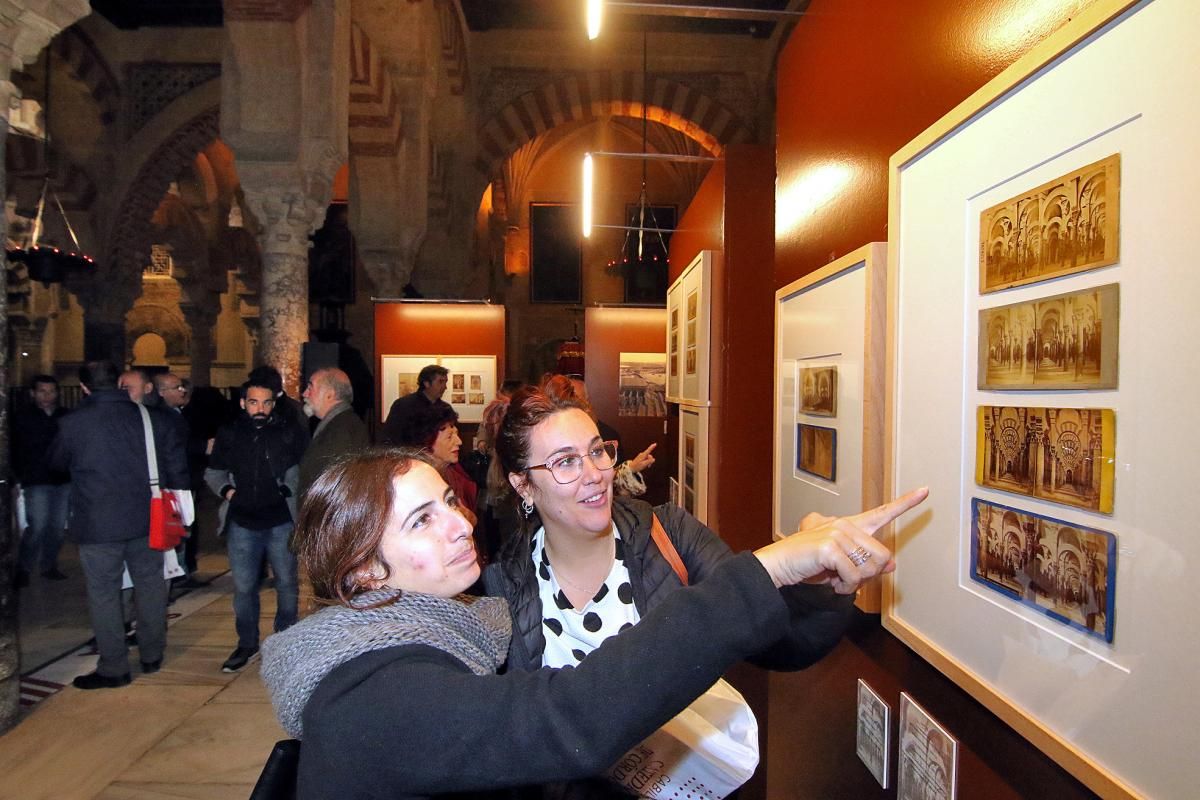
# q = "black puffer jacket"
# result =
<box><xmin>483</xmin><ymin>496</ymin><xmax>855</xmax><ymax>674</ymax></box>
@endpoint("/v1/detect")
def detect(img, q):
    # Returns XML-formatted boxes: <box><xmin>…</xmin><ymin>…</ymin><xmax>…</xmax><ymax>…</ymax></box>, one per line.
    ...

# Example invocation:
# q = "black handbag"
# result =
<box><xmin>249</xmin><ymin>739</ymin><xmax>301</xmax><ymax>800</ymax></box>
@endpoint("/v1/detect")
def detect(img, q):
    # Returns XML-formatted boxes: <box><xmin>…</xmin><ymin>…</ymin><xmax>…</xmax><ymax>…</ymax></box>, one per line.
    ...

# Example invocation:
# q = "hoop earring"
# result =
<box><xmin>521</xmin><ymin>498</ymin><xmax>535</xmax><ymax>518</ymax></box>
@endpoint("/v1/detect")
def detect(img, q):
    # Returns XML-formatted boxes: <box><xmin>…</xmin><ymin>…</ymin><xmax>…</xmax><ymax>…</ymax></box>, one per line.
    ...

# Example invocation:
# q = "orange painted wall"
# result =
<box><xmin>583</xmin><ymin>307</ymin><xmax>675</xmax><ymax>505</ymax></box>
<box><xmin>668</xmin><ymin>160</ymin><xmax>724</xmax><ymax>285</ymax></box>
<box><xmin>373</xmin><ymin>303</ymin><xmax>506</xmax><ymax>426</ymax></box>
<box><xmin>775</xmin><ymin>0</ymin><xmax>1099</xmax><ymax>285</ymax></box>
<box><xmin>669</xmin><ymin>145</ymin><xmax>775</xmax><ymax>554</ymax></box>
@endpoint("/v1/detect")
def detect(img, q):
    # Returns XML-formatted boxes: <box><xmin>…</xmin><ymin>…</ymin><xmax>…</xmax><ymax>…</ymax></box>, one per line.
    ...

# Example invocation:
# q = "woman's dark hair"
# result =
<box><xmin>294</xmin><ymin>447</ymin><xmax>436</xmax><ymax>607</ymax></box>
<box><xmin>495</xmin><ymin>374</ymin><xmax>592</xmax><ymax>478</ymax></box>
<box><xmin>403</xmin><ymin>403</ymin><xmax>460</xmax><ymax>449</ymax></box>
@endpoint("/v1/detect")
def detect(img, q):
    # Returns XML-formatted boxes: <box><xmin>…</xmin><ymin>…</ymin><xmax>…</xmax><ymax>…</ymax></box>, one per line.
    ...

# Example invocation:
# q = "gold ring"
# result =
<box><xmin>848</xmin><ymin>546</ymin><xmax>871</xmax><ymax>567</ymax></box>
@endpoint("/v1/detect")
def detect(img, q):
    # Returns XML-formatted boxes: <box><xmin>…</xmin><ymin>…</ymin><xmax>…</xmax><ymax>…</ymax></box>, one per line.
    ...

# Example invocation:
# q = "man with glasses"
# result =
<box><xmin>154</xmin><ymin>373</ymin><xmax>209</xmax><ymax>584</ymax></box>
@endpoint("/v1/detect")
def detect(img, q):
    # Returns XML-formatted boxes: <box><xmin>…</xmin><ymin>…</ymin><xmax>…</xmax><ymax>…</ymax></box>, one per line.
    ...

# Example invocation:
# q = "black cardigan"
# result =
<box><xmin>297</xmin><ymin>554</ymin><xmax>787</xmax><ymax>800</ymax></box>
<box><xmin>483</xmin><ymin>496</ymin><xmax>854</xmax><ymax>673</ymax></box>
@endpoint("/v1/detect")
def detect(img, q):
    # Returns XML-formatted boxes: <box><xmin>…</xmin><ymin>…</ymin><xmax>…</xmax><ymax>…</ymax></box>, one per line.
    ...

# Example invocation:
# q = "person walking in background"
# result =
<box><xmin>298</xmin><ymin>368</ymin><xmax>369</xmax><ymax>502</ymax></box>
<box><xmin>205</xmin><ymin>372</ymin><xmax>307</xmax><ymax>673</ymax></box>
<box><xmin>382</xmin><ymin>363</ymin><xmax>449</xmax><ymax>445</ymax></box>
<box><xmin>12</xmin><ymin>374</ymin><xmax>72</xmax><ymax>586</ymax></box>
<box><xmin>49</xmin><ymin>361</ymin><xmax>189</xmax><ymax>689</ymax></box>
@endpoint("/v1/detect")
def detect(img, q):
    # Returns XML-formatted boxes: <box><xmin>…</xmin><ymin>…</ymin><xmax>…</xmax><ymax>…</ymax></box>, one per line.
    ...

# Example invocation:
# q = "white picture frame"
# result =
<box><xmin>856</xmin><ymin>679</ymin><xmax>891</xmax><ymax>789</ymax></box>
<box><xmin>773</xmin><ymin>243</ymin><xmax>887</xmax><ymax>610</ymax></box>
<box><xmin>667</xmin><ymin>250</ymin><xmax>713</xmax><ymax>406</ymax></box>
<box><xmin>897</xmin><ymin>693</ymin><xmax>958</xmax><ymax>800</ymax></box>
<box><xmin>678</xmin><ymin>405</ymin><xmax>709</xmax><ymax>525</ymax></box>
<box><xmin>883</xmin><ymin>1</ymin><xmax>1193</xmax><ymax>797</ymax></box>
<box><xmin>380</xmin><ymin>354</ymin><xmax>497</xmax><ymax>424</ymax></box>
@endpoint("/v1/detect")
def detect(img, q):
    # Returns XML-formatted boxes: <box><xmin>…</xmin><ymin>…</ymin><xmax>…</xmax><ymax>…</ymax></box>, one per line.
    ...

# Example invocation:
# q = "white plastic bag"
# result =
<box><xmin>121</xmin><ymin>549</ymin><xmax>186</xmax><ymax>589</ymax></box>
<box><xmin>606</xmin><ymin>678</ymin><xmax>760</xmax><ymax>800</ymax></box>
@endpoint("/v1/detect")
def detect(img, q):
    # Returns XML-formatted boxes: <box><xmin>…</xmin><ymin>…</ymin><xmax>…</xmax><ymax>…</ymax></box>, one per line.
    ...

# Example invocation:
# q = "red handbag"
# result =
<box><xmin>139</xmin><ymin>405</ymin><xmax>188</xmax><ymax>551</ymax></box>
<box><xmin>149</xmin><ymin>488</ymin><xmax>187</xmax><ymax>551</ymax></box>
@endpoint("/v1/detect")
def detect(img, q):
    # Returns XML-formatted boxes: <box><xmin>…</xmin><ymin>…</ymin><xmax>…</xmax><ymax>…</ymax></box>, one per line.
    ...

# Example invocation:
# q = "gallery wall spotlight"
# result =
<box><xmin>585</xmin><ymin>1</ymin><xmax>804</xmax><ymax>40</ymax></box>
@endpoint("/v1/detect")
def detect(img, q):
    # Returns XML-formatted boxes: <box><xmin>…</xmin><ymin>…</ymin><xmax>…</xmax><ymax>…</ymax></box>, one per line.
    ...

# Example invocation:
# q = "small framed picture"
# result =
<box><xmin>856</xmin><ymin>679</ymin><xmax>891</xmax><ymax>789</ymax></box>
<box><xmin>897</xmin><ymin>693</ymin><xmax>958</xmax><ymax>800</ymax></box>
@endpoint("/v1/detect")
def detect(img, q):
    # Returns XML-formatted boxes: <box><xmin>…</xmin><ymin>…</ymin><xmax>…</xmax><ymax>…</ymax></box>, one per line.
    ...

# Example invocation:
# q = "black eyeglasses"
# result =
<box><xmin>526</xmin><ymin>440</ymin><xmax>618</xmax><ymax>484</ymax></box>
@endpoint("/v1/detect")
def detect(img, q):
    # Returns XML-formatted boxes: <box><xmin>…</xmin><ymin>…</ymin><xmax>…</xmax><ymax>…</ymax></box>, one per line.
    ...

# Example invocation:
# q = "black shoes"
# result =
<box><xmin>222</xmin><ymin>646</ymin><xmax>259</xmax><ymax>673</ymax></box>
<box><xmin>41</xmin><ymin>568</ymin><xmax>69</xmax><ymax>581</ymax></box>
<box><xmin>73</xmin><ymin>671</ymin><xmax>132</xmax><ymax>690</ymax></box>
<box><xmin>141</xmin><ymin>659</ymin><xmax>162</xmax><ymax>674</ymax></box>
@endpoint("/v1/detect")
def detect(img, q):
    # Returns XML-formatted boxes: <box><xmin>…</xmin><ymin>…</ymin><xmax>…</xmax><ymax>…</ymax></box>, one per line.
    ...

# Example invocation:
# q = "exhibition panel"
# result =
<box><xmin>884</xmin><ymin>1</ymin><xmax>1193</xmax><ymax>797</ymax></box>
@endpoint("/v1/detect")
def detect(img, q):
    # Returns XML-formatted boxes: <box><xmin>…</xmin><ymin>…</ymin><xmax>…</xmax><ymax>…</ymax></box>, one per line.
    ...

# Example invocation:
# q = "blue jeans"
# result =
<box><xmin>226</xmin><ymin>521</ymin><xmax>298</xmax><ymax>649</ymax></box>
<box><xmin>20</xmin><ymin>483</ymin><xmax>70</xmax><ymax>573</ymax></box>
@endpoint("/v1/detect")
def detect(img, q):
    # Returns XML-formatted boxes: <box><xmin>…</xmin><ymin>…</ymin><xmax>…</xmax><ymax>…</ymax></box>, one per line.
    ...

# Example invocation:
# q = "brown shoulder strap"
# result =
<box><xmin>650</xmin><ymin>512</ymin><xmax>689</xmax><ymax>586</ymax></box>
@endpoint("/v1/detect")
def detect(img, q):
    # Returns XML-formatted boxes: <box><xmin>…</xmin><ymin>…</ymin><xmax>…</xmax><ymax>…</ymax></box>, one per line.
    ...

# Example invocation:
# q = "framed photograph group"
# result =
<box><xmin>773</xmin><ymin>243</ymin><xmax>887</xmax><ymax>609</ymax></box>
<box><xmin>884</xmin><ymin>1</ymin><xmax>1196</xmax><ymax>797</ymax></box>
<box><xmin>665</xmin><ymin>251</ymin><xmax>713</xmax><ymax>406</ymax></box>
<box><xmin>380</xmin><ymin>354</ymin><xmax>497</xmax><ymax>423</ymax></box>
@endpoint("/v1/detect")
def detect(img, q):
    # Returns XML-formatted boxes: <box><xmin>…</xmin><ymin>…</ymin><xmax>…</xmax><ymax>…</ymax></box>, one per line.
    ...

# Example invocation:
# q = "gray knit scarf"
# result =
<box><xmin>260</xmin><ymin>589</ymin><xmax>511</xmax><ymax>738</ymax></box>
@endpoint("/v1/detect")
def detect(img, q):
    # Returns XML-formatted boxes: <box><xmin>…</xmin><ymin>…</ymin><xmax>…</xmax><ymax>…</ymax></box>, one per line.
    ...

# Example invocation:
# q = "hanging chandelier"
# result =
<box><xmin>6</xmin><ymin>44</ymin><xmax>95</xmax><ymax>285</ymax></box>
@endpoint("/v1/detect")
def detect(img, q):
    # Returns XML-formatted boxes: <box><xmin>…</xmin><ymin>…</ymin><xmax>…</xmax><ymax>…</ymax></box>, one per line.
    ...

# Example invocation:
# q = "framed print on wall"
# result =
<box><xmin>380</xmin><ymin>354</ymin><xmax>497</xmax><ymax>424</ymax></box>
<box><xmin>884</xmin><ymin>1</ymin><xmax>1197</xmax><ymax>797</ymax></box>
<box><xmin>667</xmin><ymin>250</ymin><xmax>713</xmax><ymax>405</ymax></box>
<box><xmin>773</xmin><ymin>242</ymin><xmax>887</xmax><ymax>610</ymax></box>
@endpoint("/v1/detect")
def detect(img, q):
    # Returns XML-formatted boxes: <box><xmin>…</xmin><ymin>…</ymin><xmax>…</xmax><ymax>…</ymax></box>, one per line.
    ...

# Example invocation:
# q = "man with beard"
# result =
<box><xmin>205</xmin><ymin>374</ymin><xmax>307</xmax><ymax>672</ymax></box>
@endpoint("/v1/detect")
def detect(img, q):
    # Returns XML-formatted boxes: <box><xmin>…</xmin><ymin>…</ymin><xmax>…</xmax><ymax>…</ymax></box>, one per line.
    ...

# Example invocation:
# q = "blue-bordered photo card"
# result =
<box><xmin>970</xmin><ymin>497</ymin><xmax>1116</xmax><ymax>642</ymax></box>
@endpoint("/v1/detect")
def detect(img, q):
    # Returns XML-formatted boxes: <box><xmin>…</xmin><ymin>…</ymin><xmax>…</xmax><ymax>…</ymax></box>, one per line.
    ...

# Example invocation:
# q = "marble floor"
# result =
<box><xmin>3</xmin><ymin>544</ymin><xmax>291</xmax><ymax>799</ymax></box>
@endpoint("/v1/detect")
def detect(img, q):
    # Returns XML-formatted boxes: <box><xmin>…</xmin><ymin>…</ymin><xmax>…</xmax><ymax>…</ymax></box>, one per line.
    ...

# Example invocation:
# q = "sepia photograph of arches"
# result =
<box><xmin>970</xmin><ymin>498</ymin><xmax>1116</xmax><ymax>642</ymax></box>
<box><xmin>976</xmin><ymin>406</ymin><xmax>1115</xmax><ymax>513</ymax></box>
<box><xmin>978</xmin><ymin>283</ymin><xmax>1118</xmax><ymax>390</ymax></box>
<box><xmin>799</xmin><ymin>365</ymin><xmax>838</xmax><ymax>416</ymax></box>
<box><xmin>897</xmin><ymin>693</ymin><xmax>957</xmax><ymax>800</ymax></box>
<box><xmin>979</xmin><ymin>154</ymin><xmax>1120</xmax><ymax>293</ymax></box>
<box><xmin>797</xmin><ymin>423</ymin><xmax>837</xmax><ymax>482</ymax></box>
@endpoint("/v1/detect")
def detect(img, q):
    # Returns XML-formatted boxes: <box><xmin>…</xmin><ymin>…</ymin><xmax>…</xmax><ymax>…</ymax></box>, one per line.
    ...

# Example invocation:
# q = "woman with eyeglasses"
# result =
<box><xmin>260</xmin><ymin>444</ymin><xmax>925</xmax><ymax>799</ymax></box>
<box><xmin>484</xmin><ymin>376</ymin><xmax>881</xmax><ymax>791</ymax></box>
<box><xmin>487</xmin><ymin>376</ymin><xmax>863</xmax><ymax>672</ymax></box>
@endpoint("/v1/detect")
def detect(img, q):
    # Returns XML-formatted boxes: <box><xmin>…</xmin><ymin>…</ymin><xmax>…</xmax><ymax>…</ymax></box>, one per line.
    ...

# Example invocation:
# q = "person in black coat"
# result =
<box><xmin>49</xmin><ymin>361</ymin><xmax>189</xmax><ymax>689</ymax></box>
<box><xmin>12</xmin><ymin>374</ymin><xmax>71</xmax><ymax>585</ymax></box>
<box><xmin>258</xmin><ymin>447</ymin><xmax>925</xmax><ymax>799</ymax></box>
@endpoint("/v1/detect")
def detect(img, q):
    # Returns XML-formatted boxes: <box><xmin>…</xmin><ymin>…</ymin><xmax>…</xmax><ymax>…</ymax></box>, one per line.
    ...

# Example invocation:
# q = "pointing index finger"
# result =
<box><xmin>850</xmin><ymin>487</ymin><xmax>929</xmax><ymax>536</ymax></box>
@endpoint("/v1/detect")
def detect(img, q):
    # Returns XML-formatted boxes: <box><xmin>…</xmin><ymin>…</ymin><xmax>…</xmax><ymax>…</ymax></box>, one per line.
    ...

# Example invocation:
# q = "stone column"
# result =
<box><xmin>239</xmin><ymin>182</ymin><xmax>324</xmax><ymax>395</ymax></box>
<box><xmin>181</xmin><ymin>304</ymin><xmax>219</xmax><ymax>386</ymax></box>
<box><xmin>222</xmin><ymin>0</ymin><xmax>349</xmax><ymax>397</ymax></box>
<box><xmin>0</xmin><ymin>0</ymin><xmax>92</xmax><ymax>736</ymax></box>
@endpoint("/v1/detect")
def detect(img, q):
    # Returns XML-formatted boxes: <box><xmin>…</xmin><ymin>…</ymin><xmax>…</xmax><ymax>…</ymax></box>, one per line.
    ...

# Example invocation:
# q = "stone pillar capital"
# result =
<box><xmin>238</xmin><ymin>169</ymin><xmax>327</xmax><ymax>258</ymax></box>
<box><xmin>359</xmin><ymin>246</ymin><xmax>418</xmax><ymax>299</ymax></box>
<box><xmin>0</xmin><ymin>1</ymin><xmax>91</xmax><ymax>72</ymax></box>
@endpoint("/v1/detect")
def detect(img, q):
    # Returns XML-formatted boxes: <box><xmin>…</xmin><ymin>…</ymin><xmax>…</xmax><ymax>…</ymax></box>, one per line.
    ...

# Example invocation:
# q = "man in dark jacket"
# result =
<box><xmin>298</xmin><ymin>368</ymin><xmax>369</xmax><ymax>501</ymax></box>
<box><xmin>49</xmin><ymin>361</ymin><xmax>189</xmax><ymax>689</ymax></box>
<box><xmin>13</xmin><ymin>375</ymin><xmax>71</xmax><ymax>585</ymax></box>
<box><xmin>382</xmin><ymin>363</ymin><xmax>449</xmax><ymax>445</ymax></box>
<box><xmin>205</xmin><ymin>373</ymin><xmax>307</xmax><ymax>673</ymax></box>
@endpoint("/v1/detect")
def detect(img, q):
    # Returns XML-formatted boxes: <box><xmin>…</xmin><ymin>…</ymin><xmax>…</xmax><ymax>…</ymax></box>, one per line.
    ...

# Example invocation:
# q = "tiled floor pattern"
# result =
<box><xmin>3</xmin><ymin>550</ymin><xmax>290</xmax><ymax>800</ymax></box>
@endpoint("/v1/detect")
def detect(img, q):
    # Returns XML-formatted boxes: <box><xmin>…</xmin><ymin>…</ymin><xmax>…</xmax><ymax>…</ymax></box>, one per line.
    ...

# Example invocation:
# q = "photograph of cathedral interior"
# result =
<box><xmin>978</xmin><ymin>153</ymin><xmax>1120</xmax><ymax>293</ymax></box>
<box><xmin>971</xmin><ymin>498</ymin><xmax>1115</xmax><ymax>642</ymax></box>
<box><xmin>976</xmin><ymin>406</ymin><xmax>1115</xmax><ymax>513</ymax></box>
<box><xmin>979</xmin><ymin>283</ymin><xmax>1119</xmax><ymax>390</ymax></box>
<box><xmin>0</xmin><ymin>1</ymin><xmax>1188</xmax><ymax>799</ymax></box>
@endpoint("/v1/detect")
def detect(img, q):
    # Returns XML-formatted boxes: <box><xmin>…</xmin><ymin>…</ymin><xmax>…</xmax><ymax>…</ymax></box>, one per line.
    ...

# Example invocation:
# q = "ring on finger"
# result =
<box><xmin>848</xmin><ymin>546</ymin><xmax>871</xmax><ymax>567</ymax></box>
